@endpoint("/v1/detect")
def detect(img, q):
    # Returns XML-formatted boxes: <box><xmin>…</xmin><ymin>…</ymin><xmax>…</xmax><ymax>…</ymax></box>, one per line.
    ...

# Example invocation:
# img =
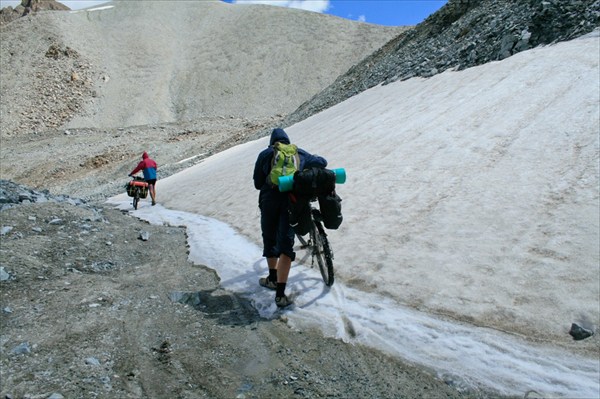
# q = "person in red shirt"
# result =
<box><xmin>129</xmin><ymin>151</ymin><xmax>158</xmax><ymax>205</ymax></box>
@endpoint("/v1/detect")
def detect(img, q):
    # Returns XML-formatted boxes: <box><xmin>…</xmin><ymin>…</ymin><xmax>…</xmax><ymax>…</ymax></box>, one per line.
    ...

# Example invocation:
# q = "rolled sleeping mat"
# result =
<box><xmin>278</xmin><ymin>168</ymin><xmax>346</xmax><ymax>192</ymax></box>
<box><xmin>278</xmin><ymin>174</ymin><xmax>295</xmax><ymax>192</ymax></box>
<box><xmin>332</xmin><ymin>168</ymin><xmax>346</xmax><ymax>184</ymax></box>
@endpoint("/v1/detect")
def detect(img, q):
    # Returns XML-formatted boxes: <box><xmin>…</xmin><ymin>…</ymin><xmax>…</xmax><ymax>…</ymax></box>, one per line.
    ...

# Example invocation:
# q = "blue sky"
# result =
<box><xmin>225</xmin><ymin>0</ymin><xmax>447</xmax><ymax>26</ymax></box>
<box><xmin>0</xmin><ymin>0</ymin><xmax>447</xmax><ymax>26</ymax></box>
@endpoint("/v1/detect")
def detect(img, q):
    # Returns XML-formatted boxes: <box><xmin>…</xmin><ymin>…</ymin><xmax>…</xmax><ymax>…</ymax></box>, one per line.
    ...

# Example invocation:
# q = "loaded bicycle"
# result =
<box><xmin>281</xmin><ymin>167</ymin><xmax>346</xmax><ymax>287</ymax></box>
<box><xmin>125</xmin><ymin>175</ymin><xmax>149</xmax><ymax>210</ymax></box>
<box><xmin>296</xmin><ymin>199</ymin><xmax>335</xmax><ymax>286</ymax></box>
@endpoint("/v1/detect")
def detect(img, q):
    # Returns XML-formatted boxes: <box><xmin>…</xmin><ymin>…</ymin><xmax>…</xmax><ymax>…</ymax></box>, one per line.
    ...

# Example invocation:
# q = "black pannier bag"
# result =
<box><xmin>318</xmin><ymin>191</ymin><xmax>343</xmax><ymax>230</ymax></box>
<box><xmin>138</xmin><ymin>186</ymin><xmax>149</xmax><ymax>198</ymax></box>
<box><xmin>293</xmin><ymin>167</ymin><xmax>336</xmax><ymax>197</ymax></box>
<box><xmin>289</xmin><ymin>194</ymin><xmax>311</xmax><ymax>236</ymax></box>
<box><xmin>126</xmin><ymin>183</ymin><xmax>136</xmax><ymax>197</ymax></box>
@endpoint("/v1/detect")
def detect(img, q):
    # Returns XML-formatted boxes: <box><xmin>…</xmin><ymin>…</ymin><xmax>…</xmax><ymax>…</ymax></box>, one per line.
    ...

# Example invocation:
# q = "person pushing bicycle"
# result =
<box><xmin>253</xmin><ymin>128</ymin><xmax>327</xmax><ymax>308</ymax></box>
<box><xmin>129</xmin><ymin>151</ymin><xmax>158</xmax><ymax>206</ymax></box>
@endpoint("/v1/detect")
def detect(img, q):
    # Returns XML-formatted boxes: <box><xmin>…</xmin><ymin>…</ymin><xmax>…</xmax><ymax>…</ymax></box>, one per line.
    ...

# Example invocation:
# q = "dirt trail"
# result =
<box><xmin>0</xmin><ymin>196</ymin><xmax>498</xmax><ymax>398</ymax></box>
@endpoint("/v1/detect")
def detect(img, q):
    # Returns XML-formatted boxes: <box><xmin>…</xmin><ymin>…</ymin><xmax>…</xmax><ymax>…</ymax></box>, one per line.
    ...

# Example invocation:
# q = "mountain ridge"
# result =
<box><xmin>0</xmin><ymin>0</ymin><xmax>403</xmax><ymax>136</ymax></box>
<box><xmin>282</xmin><ymin>0</ymin><xmax>599</xmax><ymax>129</ymax></box>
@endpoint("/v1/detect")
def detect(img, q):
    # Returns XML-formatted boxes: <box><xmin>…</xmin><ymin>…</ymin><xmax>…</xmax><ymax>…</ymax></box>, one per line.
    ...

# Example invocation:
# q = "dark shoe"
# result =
<box><xmin>259</xmin><ymin>277</ymin><xmax>277</xmax><ymax>290</ymax></box>
<box><xmin>275</xmin><ymin>295</ymin><xmax>293</xmax><ymax>308</ymax></box>
<box><xmin>152</xmin><ymin>200</ymin><xmax>156</xmax><ymax>206</ymax></box>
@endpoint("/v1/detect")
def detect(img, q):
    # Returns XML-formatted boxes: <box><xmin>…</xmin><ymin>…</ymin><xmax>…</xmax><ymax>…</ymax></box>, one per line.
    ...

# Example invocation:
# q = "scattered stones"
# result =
<box><xmin>89</xmin><ymin>260</ymin><xmax>116</xmax><ymax>273</ymax></box>
<box><xmin>0</xmin><ymin>179</ymin><xmax>87</xmax><ymax>211</ymax></box>
<box><xmin>169</xmin><ymin>291</ymin><xmax>202</xmax><ymax>308</ymax></box>
<box><xmin>45</xmin><ymin>43</ymin><xmax>79</xmax><ymax>60</ymax></box>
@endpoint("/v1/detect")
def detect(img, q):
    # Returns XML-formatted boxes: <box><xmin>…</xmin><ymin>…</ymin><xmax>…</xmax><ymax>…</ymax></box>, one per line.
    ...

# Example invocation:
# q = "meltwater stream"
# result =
<box><xmin>117</xmin><ymin>202</ymin><xmax>599</xmax><ymax>398</ymax></box>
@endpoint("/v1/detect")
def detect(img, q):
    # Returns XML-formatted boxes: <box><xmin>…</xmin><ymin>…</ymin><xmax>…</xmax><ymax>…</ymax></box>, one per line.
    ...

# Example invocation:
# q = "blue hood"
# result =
<box><xmin>269</xmin><ymin>128</ymin><xmax>290</xmax><ymax>146</ymax></box>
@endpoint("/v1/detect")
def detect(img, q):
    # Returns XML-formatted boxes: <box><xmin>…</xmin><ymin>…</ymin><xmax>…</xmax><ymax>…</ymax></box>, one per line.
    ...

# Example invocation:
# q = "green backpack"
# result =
<box><xmin>269</xmin><ymin>142</ymin><xmax>300</xmax><ymax>186</ymax></box>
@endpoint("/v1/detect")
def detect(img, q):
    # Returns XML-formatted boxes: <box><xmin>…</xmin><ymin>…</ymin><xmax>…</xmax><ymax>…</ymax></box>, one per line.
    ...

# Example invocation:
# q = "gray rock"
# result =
<box><xmin>139</xmin><ymin>231</ymin><xmax>150</xmax><ymax>241</ymax></box>
<box><xmin>569</xmin><ymin>323</ymin><xmax>594</xmax><ymax>340</ymax></box>
<box><xmin>0</xmin><ymin>266</ymin><xmax>11</xmax><ymax>281</ymax></box>
<box><xmin>0</xmin><ymin>226</ymin><xmax>13</xmax><ymax>235</ymax></box>
<box><xmin>169</xmin><ymin>291</ymin><xmax>202</xmax><ymax>308</ymax></box>
<box><xmin>85</xmin><ymin>357</ymin><xmax>101</xmax><ymax>366</ymax></box>
<box><xmin>11</xmin><ymin>342</ymin><xmax>31</xmax><ymax>355</ymax></box>
<box><xmin>18</xmin><ymin>192</ymin><xmax>33</xmax><ymax>202</ymax></box>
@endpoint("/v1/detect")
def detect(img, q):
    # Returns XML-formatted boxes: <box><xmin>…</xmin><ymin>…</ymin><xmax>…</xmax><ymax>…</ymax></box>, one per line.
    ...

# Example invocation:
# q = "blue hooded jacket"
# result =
<box><xmin>253</xmin><ymin>128</ymin><xmax>327</xmax><ymax>194</ymax></box>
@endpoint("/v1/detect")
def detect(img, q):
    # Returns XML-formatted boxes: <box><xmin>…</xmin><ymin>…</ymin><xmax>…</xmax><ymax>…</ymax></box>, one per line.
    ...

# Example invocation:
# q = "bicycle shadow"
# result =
<box><xmin>217</xmin><ymin>256</ymin><xmax>334</xmax><ymax>314</ymax></box>
<box><xmin>168</xmin><ymin>288</ymin><xmax>262</xmax><ymax>326</ymax></box>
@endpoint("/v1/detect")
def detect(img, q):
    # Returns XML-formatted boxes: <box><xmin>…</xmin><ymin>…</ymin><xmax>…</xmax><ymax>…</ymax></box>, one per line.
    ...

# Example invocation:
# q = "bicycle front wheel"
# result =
<box><xmin>310</xmin><ymin>220</ymin><xmax>334</xmax><ymax>286</ymax></box>
<box><xmin>133</xmin><ymin>189</ymin><xmax>139</xmax><ymax>210</ymax></box>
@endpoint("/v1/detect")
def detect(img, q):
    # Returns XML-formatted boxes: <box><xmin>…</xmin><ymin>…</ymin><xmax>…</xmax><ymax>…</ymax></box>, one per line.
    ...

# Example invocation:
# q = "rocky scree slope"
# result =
<box><xmin>0</xmin><ymin>0</ymin><xmax>69</xmax><ymax>25</ymax></box>
<box><xmin>281</xmin><ymin>0</ymin><xmax>600</xmax><ymax>129</ymax></box>
<box><xmin>0</xmin><ymin>1</ymin><xmax>402</xmax><ymax>200</ymax></box>
<box><xmin>0</xmin><ymin>1</ymin><xmax>404</xmax><ymax>137</ymax></box>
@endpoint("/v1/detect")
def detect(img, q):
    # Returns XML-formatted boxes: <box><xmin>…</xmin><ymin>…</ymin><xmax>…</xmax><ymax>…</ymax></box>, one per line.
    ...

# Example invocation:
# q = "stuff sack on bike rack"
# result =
<box><xmin>318</xmin><ymin>192</ymin><xmax>343</xmax><ymax>230</ymax></box>
<box><xmin>126</xmin><ymin>180</ymin><xmax>149</xmax><ymax>198</ymax></box>
<box><xmin>292</xmin><ymin>167</ymin><xmax>336</xmax><ymax>197</ymax></box>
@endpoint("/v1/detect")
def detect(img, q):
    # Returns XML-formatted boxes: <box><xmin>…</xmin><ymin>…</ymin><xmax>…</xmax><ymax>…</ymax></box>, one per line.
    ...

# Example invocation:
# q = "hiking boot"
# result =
<box><xmin>275</xmin><ymin>295</ymin><xmax>293</xmax><ymax>308</ymax></box>
<box><xmin>259</xmin><ymin>277</ymin><xmax>277</xmax><ymax>290</ymax></box>
<box><xmin>152</xmin><ymin>200</ymin><xmax>156</xmax><ymax>206</ymax></box>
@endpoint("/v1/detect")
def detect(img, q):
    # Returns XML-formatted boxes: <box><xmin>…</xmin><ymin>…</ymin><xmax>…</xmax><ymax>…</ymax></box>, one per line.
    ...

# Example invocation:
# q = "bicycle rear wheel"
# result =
<box><xmin>309</xmin><ymin>219</ymin><xmax>334</xmax><ymax>286</ymax></box>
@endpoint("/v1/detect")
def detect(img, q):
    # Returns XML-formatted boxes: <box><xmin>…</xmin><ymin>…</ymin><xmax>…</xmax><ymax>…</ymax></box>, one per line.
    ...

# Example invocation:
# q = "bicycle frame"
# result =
<box><xmin>296</xmin><ymin>201</ymin><xmax>335</xmax><ymax>286</ymax></box>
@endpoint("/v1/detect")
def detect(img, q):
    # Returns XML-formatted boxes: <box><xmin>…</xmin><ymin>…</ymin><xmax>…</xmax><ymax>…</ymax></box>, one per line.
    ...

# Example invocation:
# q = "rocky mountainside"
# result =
<box><xmin>0</xmin><ymin>1</ymin><xmax>403</xmax><ymax>137</ymax></box>
<box><xmin>0</xmin><ymin>0</ymin><xmax>69</xmax><ymax>25</ymax></box>
<box><xmin>0</xmin><ymin>1</ymin><xmax>598</xmax><ymax>398</ymax></box>
<box><xmin>0</xmin><ymin>0</ymin><xmax>403</xmax><ymax>201</ymax></box>
<box><xmin>282</xmin><ymin>0</ymin><xmax>600</xmax><ymax>128</ymax></box>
